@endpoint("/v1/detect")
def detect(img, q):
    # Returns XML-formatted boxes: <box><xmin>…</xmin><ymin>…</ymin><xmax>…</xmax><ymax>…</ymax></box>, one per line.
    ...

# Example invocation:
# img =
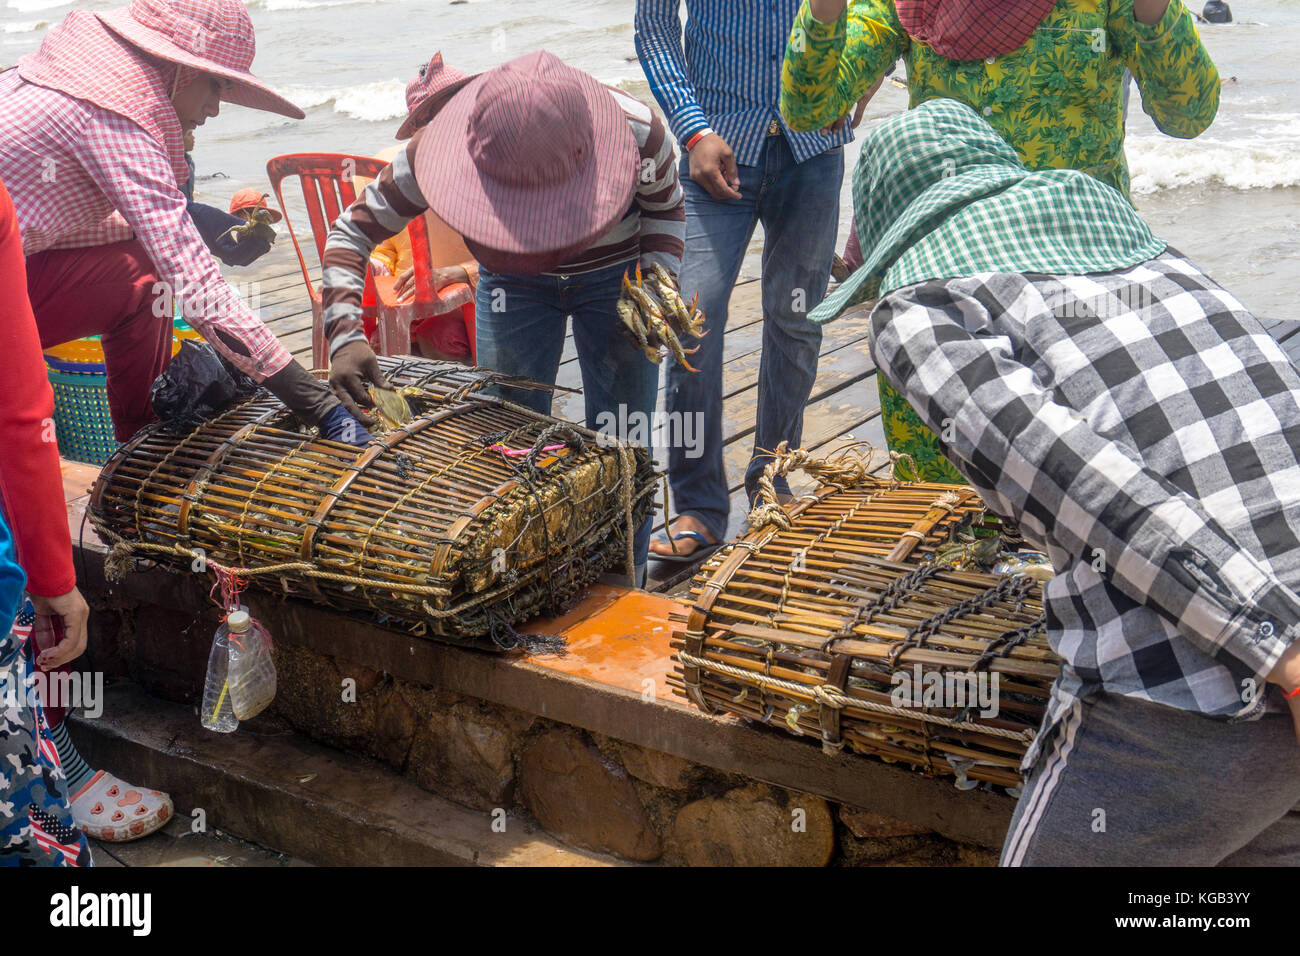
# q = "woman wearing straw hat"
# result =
<box><xmin>322</xmin><ymin>50</ymin><xmax>685</xmax><ymax>586</ymax></box>
<box><xmin>812</xmin><ymin>99</ymin><xmax>1300</xmax><ymax>865</ymax></box>
<box><xmin>0</xmin><ymin>0</ymin><xmax>371</xmax><ymax>448</ymax></box>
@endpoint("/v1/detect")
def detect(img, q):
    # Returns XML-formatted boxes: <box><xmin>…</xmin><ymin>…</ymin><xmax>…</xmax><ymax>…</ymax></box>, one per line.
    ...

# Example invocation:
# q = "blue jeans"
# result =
<box><xmin>475</xmin><ymin>260</ymin><xmax>657</xmax><ymax>565</ymax></box>
<box><xmin>667</xmin><ymin>134</ymin><xmax>843</xmax><ymax>543</ymax></box>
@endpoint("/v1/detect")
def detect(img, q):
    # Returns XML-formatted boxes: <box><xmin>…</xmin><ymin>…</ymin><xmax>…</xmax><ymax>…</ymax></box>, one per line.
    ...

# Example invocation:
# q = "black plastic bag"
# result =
<box><xmin>150</xmin><ymin>340</ymin><xmax>259</xmax><ymax>429</ymax></box>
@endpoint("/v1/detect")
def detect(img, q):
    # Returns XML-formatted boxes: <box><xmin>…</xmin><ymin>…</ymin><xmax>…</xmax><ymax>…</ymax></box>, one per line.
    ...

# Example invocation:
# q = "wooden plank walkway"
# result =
<box><xmin>226</xmin><ymin>241</ymin><xmax>1300</xmax><ymax>588</ymax></box>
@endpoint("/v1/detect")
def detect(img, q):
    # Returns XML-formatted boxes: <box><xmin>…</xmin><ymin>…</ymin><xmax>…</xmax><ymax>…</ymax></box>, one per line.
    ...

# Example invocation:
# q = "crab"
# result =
<box><xmin>616</xmin><ymin>262</ymin><xmax>708</xmax><ymax>372</ymax></box>
<box><xmin>219</xmin><ymin>197</ymin><xmax>279</xmax><ymax>246</ymax></box>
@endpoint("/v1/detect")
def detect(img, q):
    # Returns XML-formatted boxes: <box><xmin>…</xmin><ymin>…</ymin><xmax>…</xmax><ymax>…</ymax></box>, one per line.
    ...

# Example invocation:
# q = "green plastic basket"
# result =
<box><xmin>45</xmin><ymin>353</ymin><xmax>118</xmax><ymax>466</ymax></box>
<box><xmin>45</xmin><ymin>312</ymin><xmax>205</xmax><ymax>465</ymax></box>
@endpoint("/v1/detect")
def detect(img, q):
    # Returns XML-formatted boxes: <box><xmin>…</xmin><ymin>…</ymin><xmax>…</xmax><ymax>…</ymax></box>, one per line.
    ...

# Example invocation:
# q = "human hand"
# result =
<box><xmin>395</xmin><ymin>267</ymin><xmax>416</xmax><ymax>302</ymax></box>
<box><xmin>1133</xmin><ymin>0</ymin><xmax>1170</xmax><ymax>25</ymax></box>
<box><xmin>809</xmin><ymin>0</ymin><xmax>848</xmax><ymax>23</ymax></box>
<box><xmin>1266</xmin><ymin>642</ymin><xmax>1300</xmax><ymax>745</ymax></box>
<box><xmin>370</xmin><ymin>259</ymin><xmax>393</xmax><ymax>278</ymax></box>
<box><xmin>30</xmin><ymin>588</ymin><xmax>89</xmax><ymax>670</ymax></box>
<box><xmin>328</xmin><ymin>340</ymin><xmax>392</xmax><ymax>422</ymax></box>
<box><xmin>822</xmin><ymin>76</ymin><xmax>885</xmax><ymax>134</ymax></box>
<box><xmin>688</xmin><ymin>133</ymin><xmax>741</xmax><ymax>201</ymax></box>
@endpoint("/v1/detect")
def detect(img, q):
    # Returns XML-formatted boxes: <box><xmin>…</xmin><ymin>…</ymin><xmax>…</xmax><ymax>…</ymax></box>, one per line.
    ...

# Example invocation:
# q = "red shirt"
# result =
<box><xmin>0</xmin><ymin>175</ymin><xmax>75</xmax><ymax>597</ymax></box>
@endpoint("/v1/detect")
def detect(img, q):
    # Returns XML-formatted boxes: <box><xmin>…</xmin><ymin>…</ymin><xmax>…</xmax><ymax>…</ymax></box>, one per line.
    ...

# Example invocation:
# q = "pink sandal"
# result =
<box><xmin>68</xmin><ymin>770</ymin><xmax>173</xmax><ymax>842</ymax></box>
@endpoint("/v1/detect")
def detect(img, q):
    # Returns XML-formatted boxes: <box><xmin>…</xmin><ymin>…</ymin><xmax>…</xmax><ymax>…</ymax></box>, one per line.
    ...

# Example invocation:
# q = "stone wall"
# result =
<box><xmin>81</xmin><ymin>589</ymin><xmax>997</xmax><ymax>866</ymax></box>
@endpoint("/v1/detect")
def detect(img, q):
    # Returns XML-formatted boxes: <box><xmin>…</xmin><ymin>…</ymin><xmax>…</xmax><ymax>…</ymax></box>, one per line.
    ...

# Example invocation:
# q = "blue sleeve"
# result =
<box><xmin>0</xmin><ymin>507</ymin><xmax>26</xmax><ymax>630</ymax></box>
<box><xmin>634</xmin><ymin>0</ymin><xmax>709</xmax><ymax>145</ymax></box>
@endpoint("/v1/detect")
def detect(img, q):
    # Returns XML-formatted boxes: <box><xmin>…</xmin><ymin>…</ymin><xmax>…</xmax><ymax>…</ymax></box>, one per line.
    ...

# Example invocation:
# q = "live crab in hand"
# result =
<box><xmin>617</xmin><ymin>263</ymin><xmax>708</xmax><ymax>372</ymax></box>
<box><xmin>219</xmin><ymin>194</ymin><xmax>279</xmax><ymax>247</ymax></box>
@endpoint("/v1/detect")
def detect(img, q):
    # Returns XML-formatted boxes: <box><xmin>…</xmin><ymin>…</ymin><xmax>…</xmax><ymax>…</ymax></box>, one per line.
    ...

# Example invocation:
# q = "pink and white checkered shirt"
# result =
<box><xmin>0</xmin><ymin>69</ymin><xmax>292</xmax><ymax>379</ymax></box>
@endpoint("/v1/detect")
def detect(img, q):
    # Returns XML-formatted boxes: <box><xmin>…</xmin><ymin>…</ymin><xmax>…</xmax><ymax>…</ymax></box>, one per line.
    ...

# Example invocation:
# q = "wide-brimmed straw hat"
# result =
<box><xmin>415</xmin><ymin>50</ymin><xmax>637</xmax><ymax>270</ymax></box>
<box><xmin>396</xmin><ymin>52</ymin><xmax>474</xmax><ymax>140</ymax></box>
<box><xmin>96</xmin><ymin>0</ymin><xmax>304</xmax><ymax>119</ymax></box>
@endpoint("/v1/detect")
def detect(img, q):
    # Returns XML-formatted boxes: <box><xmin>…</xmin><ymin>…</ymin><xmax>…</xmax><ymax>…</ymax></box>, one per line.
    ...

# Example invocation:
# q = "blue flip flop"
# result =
<box><xmin>650</xmin><ymin>530</ymin><xmax>722</xmax><ymax>565</ymax></box>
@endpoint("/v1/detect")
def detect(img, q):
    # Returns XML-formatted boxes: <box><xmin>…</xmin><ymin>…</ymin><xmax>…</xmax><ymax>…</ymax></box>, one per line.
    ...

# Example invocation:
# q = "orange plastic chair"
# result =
<box><xmin>373</xmin><ymin>211</ymin><xmax>477</xmax><ymax>364</ymax></box>
<box><xmin>266</xmin><ymin>152</ymin><xmax>476</xmax><ymax>370</ymax></box>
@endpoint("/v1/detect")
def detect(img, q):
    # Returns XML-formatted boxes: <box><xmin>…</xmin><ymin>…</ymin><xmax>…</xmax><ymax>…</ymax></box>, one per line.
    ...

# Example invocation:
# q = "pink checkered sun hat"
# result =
<box><xmin>396</xmin><ymin>52</ymin><xmax>474</xmax><ymax>141</ymax></box>
<box><xmin>416</xmin><ymin>50</ymin><xmax>638</xmax><ymax>264</ymax></box>
<box><xmin>96</xmin><ymin>0</ymin><xmax>304</xmax><ymax>119</ymax></box>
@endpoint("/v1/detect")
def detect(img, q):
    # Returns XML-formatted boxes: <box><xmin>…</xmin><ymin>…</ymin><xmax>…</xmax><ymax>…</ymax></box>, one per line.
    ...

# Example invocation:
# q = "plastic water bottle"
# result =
<box><xmin>225</xmin><ymin>609</ymin><xmax>277</xmax><ymax>721</ymax></box>
<box><xmin>200</xmin><ymin>617</ymin><xmax>239</xmax><ymax>733</ymax></box>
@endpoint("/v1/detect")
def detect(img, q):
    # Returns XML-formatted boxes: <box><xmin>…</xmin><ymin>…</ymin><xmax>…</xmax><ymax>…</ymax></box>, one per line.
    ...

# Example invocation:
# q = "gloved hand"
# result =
<box><xmin>262</xmin><ymin>358</ymin><xmax>372</xmax><ymax>445</ymax></box>
<box><xmin>317</xmin><ymin>403</ymin><xmax>375</xmax><ymax>445</ymax></box>
<box><xmin>187</xmin><ymin>201</ymin><xmax>272</xmax><ymax>267</ymax></box>
<box><xmin>329</xmin><ymin>340</ymin><xmax>392</xmax><ymax>423</ymax></box>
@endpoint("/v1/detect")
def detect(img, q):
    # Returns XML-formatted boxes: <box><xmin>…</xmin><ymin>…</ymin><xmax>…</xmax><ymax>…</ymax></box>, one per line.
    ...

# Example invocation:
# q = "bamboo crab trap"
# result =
<box><xmin>670</xmin><ymin>445</ymin><xmax>1060</xmax><ymax>791</ymax></box>
<box><xmin>89</xmin><ymin>357</ymin><xmax>656</xmax><ymax>650</ymax></box>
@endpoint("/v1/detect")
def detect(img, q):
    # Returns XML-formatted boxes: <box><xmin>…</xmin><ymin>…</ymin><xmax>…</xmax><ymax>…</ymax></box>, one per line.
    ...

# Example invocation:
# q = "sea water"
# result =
<box><xmin>2</xmin><ymin>0</ymin><xmax>1297</xmax><ymax>316</ymax></box>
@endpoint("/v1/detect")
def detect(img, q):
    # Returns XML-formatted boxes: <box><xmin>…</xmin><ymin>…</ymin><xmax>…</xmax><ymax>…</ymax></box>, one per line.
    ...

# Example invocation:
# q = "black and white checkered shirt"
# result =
<box><xmin>871</xmin><ymin>252</ymin><xmax>1300</xmax><ymax>771</ymax></box>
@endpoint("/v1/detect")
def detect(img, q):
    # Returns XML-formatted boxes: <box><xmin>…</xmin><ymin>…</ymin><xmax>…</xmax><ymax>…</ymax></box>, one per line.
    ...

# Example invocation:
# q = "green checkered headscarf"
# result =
<box><xmin>810</xmin><ymin>99</ymin><xmax>1166</xmax><ymax>323</ymax></box>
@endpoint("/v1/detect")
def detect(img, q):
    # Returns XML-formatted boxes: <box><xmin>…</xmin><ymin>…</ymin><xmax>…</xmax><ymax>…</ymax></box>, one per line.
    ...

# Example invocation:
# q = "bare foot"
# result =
<box><xmin>649</xmin><ymin>515</ymin><xmax>718</xmax><ymax>559</ymax></box>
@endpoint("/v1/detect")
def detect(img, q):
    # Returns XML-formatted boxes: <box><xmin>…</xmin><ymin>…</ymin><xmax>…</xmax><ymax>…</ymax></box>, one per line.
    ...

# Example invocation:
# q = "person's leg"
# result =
<box><xmin>747</xmin><ymin>140</ymin><xmax>842</xmax><ymax>502</ymax></box>
<box><xmin>1</xmin><ymin>603</ymin><xmax>91</xmax><ymax>866</ymax></box>
<box><xmin>1002</xmin><ymin>693</ymin><xmax>1300</xmax><ymax>866</ymax></box>
<box><xmin>656</xmin><ymin>155</ymin><xmax>761</xmax><ymax>554</ymax></box>
<box><xmin>568</xmin><ymin>260</ymin><xmax>659</xmax><ymax>574</ymax></box>
<box><xmin>25</xmin><ymin>240</ymin><xmax>172</xmax><ymax>442</ymax></box>
<box><xmin>474</xmin><ymin>268</ymin><xmax>567</xmax><ymax>416</ymax></box>
<box><xmin>842</xmin><ymin>221</ymin><xmax>864</xmax><ymax>272</ymax></box>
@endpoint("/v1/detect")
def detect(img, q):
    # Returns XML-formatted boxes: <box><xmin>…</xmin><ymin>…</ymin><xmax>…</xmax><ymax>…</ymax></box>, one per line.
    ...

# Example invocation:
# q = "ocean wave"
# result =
<box><xmin>5</xmin><ymin>0</ymin><xmax>67</xmax><ymax>12</ymax></box>
<box><xmin>1128</xmin><ymin>136</ymin><xmax>1300</xmax><ymax>193</ymax></box>
<box><xmin>275</xmin><ymin>79</ymin><xmax>406</xmax><ymax>122</ymax></box>
<box><xmin>2</xmin><ymin>17</ymin><xmax>46</xmax><ymax>31</ymax></box>
<box><xmin>245</xmin><ymin>0</ymin><xmax>378</xmax><ymax>9</ymax></box>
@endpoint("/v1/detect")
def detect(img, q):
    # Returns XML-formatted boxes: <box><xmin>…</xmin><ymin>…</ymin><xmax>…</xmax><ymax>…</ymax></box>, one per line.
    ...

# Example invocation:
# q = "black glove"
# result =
<box><xmin>329</xmin><ymin>340</ymin><xmax>392</xmax><ymax>423</ymax></box>
<box><xmin>187</xmin><ymin>201</ymin><xmax>272</xmax><ymax>267</ymax></box>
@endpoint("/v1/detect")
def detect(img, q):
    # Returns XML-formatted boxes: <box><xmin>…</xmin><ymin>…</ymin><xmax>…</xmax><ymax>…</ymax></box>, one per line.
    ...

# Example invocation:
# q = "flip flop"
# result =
<box><xmin>69</xmin><ymin>770</ymin><xmax>173</xmax><ymax>843</ymax></box>
<box><xmin>649</xmin><ymin>530</ymin><xmax>722</xmax><ymax>565</ymax></box>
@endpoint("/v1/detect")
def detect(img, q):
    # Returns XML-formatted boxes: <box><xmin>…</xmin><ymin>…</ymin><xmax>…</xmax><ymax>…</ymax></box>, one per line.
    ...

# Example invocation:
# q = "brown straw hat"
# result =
<box><xmin>396</xmin><ymin>52</ymin><xmax>474</xmax><ymax>140</ymax></box>
<box><xmin>96</xmin><ymin>0</ymin><xmax>304</xmax><ymax>119</ymax></box>
<box><xmin>415</xmin><ymin>50</ymin><xmax>637</xmax><ymax>272</ymax></box>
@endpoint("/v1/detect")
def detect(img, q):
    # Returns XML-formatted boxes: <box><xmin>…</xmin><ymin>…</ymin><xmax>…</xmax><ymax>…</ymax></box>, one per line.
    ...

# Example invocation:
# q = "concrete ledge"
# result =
<box><xmin>74</xmin><ymin>534</ymin><xmax>1014</xmax><ymax>850</ymax></box>
<box><xmin>72</xmin><ymin>684</ymin><xmax>623</xmax><ymax>867</ymax></box>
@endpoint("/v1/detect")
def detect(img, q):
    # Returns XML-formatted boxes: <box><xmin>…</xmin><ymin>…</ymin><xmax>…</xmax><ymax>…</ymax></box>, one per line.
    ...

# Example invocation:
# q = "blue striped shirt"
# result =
<box><xmin>634</xmin><ymin>0</ymin><xmax>852</xmax><ymax>166</ymax></box>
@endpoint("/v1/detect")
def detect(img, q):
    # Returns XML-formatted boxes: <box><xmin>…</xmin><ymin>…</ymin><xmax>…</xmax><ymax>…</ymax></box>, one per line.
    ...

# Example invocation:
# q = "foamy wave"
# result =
<box><xmin>1128</xmin><ymin>136</ymin><xmax>1300</xmax><ymax>193</ymax></box>
<box><xmin>2</xmin><ymin>17</ymin><xmax>46</xmax><ymax>31</ymax></box>
<box><xmin>276</xmin><ymin>80</ymin><xmax>406</xmax><ymax>123</ymax></box>
<box><xmin>5</xmin><ymin>0</ymin><xmax>67</xmax><ymax>12</ymax></box>
<box><xmin>246</xmin><ymin>0</ymin><xmax>377</xmax><ymax>9</ymax></box>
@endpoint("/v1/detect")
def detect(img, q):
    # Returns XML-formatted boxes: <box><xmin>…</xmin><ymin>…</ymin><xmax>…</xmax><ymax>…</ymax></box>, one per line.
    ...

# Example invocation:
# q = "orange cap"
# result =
<box><xmin>228</xmin><ymin>188</ymin><xmax>282</xmax><ymax>222</ymax></box>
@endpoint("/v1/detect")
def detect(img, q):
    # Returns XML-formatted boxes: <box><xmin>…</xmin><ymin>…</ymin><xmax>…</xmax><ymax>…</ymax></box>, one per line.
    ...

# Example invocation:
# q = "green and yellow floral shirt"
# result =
<box><xmin>781</xmin><ymin>0</ymin><xmax>1220</xmax><ymax>197</ymax></box>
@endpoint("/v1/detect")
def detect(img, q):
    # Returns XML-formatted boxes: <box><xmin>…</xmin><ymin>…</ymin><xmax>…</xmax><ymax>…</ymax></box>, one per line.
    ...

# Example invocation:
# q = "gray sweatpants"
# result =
<box><xmin>1001</xmin><ymin>692</ymin><xmax>1300</xmax><ymax>866</ymax></box>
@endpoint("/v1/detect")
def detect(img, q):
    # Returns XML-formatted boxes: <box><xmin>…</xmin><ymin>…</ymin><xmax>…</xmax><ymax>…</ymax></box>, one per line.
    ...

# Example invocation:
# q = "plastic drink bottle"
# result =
<box><xmin>225</xmin><ymin>609</ymin><xmax>277</xmax><ymax>721</ymax></box>
<box><xmin>200</xmin><ymin>617</ymin><xmax>239</xmax><ymax>733</ymax></box>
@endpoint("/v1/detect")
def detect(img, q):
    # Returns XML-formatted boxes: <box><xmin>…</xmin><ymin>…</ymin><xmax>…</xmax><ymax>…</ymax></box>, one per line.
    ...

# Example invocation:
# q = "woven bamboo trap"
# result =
<box><xmin>89</xmin><ymin>357</ymin><xmax>656</xmax><ymax>650</ymax></box>
<box><xmin>669</xmin><ymin>445</ymin><xmax>1060</xmax><ymax>791</ymax></box>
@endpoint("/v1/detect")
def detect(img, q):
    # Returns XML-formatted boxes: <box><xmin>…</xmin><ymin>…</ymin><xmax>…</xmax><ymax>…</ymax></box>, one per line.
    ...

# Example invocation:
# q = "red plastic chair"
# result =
<box><xmin>266</xmin><ymin>153</ymin><xmax>475</xmax><ymax>370</ymax></box>
<box><xmin>372</xmin><ymin>211</ymin><xmax>477</xmax><ymax>364</ymax></box>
